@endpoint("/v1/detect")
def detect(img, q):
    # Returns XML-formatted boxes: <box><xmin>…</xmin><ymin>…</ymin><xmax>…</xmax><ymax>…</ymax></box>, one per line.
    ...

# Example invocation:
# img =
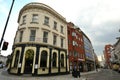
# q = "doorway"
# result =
<box><xmin>24</xmin><ymin>49</ymin><xmax>34</xmax><ymax>74</ymax></box>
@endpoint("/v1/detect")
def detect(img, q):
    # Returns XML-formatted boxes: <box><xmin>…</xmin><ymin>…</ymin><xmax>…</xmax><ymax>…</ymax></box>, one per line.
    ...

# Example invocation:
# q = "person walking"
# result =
<box><xmin>72</xmin><ymin>65</ymin><xmax>78</xmax><ymax>78</ymax></box>
<box><xmin>78</xmin><ymin>66</ymin><xmax>81</xmax><ymax>78</ymax></box>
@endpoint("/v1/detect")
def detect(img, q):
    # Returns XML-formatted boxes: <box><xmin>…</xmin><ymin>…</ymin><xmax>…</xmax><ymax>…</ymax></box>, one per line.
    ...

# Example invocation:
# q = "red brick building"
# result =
<box><xmin>67</xmin><ymin>22</ymin><xmax>85</xmax><ymax>72</ymax></box>
<box><xmin>104</xmin><ymin>44</ymin><xmax>113</xmax><ymax>68</ymax></box>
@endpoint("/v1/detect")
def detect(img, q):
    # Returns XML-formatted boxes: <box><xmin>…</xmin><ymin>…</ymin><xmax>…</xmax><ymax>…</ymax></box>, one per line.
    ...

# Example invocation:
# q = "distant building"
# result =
<box><xmin>111</xmin><ymin>39</ymin><xmax>120</xmax><ymax>64</ymax></box>
<box><xmin>104</xmin><ymin>44</ymin><xmax>112</xmax><ymax>68</ymax></box>
<box><xmin>8</xmin><ymin>2</ymin><xmax>69</xmax><ymax>76</ymax></box>
<box><xmin>67</xmin><ymin>22</ymin><xmax>85</xmax><ymax>72</ymax></box>
<box><xmin>0</xmin><ymin>55</ymin><xmax>7</xmax><ymax>65</ymax></box>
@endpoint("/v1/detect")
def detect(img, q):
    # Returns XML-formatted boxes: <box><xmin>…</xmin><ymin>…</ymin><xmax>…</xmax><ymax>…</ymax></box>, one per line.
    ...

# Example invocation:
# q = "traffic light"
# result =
<box><xmin>2</xmin><ymin>41</ymin><xmax>9</xmax><ymax>50</ymax></box>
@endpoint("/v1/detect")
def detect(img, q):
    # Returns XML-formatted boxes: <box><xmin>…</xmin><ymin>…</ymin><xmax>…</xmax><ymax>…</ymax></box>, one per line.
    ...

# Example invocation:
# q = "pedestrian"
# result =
<box><xmin>78</xmin><ymin>66</ymin><xmax>81</xmax><ymax>78</ymax></box>
<box><xmin>72</xmin><ymin>65</ymin><xmax>78</xmax><ymax>78</ymax></box>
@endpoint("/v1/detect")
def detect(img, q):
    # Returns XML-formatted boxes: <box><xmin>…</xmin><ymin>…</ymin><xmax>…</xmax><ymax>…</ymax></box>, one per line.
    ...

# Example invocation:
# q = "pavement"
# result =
<box><xmin>0</xmin><ymin>68</ymin><xmax>101</xmax><ymax>80</ymax></box>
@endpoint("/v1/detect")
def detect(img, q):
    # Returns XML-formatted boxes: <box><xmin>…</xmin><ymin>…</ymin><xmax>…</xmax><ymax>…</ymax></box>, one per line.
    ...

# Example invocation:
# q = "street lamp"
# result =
<box><xmin>0</xmin><ymin>0</ymin><xmax>15</xmax><ymax>50</ymax></box>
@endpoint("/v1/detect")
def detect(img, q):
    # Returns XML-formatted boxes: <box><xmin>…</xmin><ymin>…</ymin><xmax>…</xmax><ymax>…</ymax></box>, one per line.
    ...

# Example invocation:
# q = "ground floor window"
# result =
<box><xmin>52</xmin><ymin>52</ymin><xmax>57</xmax><ymax>67</ymax></box>
<box><xmin>40</xmin><ymin>51</ymin><xmax>47</xmax><ymax>67</ymax></box>
<box><xmin>61</xmin><ymin>54</ymin><xmax>64</xmax><ymax>67</ymax></box>
<box><xmin>14</xmin><ymin>50</ymin><xmax>20</xmax><ymax>68</ymax></box>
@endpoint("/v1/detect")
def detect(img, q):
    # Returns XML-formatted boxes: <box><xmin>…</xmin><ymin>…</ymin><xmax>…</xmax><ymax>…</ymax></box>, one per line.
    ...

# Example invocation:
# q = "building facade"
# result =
<box><xmin>0</xmin><ymin>55</ymin><xmax>7</xmax><ymax>65</ymax></box>
<box><xmin>8</xmin><ymin>2</ymin><xmax>69</xmax><ymax>76</ymax></box>
<box><xmin>113</xmin><ymin>39</ymin><xmax>120</xmax><ymax>64</ymax></box>
<box><xmin>82</xmin><ymin>32</ymin><xmax>95</xmax><ymax>71</ymax></box>
<box><xmin>67</xmin><ymin>22</ymin><xmax>85</xmax><ymax>72</ymax></box>
<box><xmin>104</xmin><ymin>44</ymin><xmax>112</xmax><ymax>68</ymax></box>
<box><xmin>110</xmin><ymin>39</ymin><xmax>120</xmax><ymax>69</ymax></box>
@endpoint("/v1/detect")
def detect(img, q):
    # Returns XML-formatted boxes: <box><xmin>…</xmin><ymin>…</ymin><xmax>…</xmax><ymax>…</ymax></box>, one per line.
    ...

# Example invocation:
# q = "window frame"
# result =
<box><xmin>44</xmin><ymin>16</ymin><xmax>49</xmax><ymax>26</ymax></box>
<box><xmin>31</xmin><ymin>14</ymin><xmax>38</xmax><ymax>23</ymax></box>
<box><xmin>53</xmin><ymin>34</ymin><xmax>57</xmax><ymax>45</ymax></box>
<box><xmin>43</xmin><ymin>31</ymin><xmax>48</xmax><ymax>43</ymax></box>
<box><xmin>19</xmin><ymin>31</ymin><xmax>23</xmax><ymax>42</ymax></box>
<box><xmin>53</xmin><ymin>21</ymin><xmax>57</xmax><ymax>30</ymax></box>
<box><xmin>60</xmin><ymin>25</ymin><xmax>64</xmax><ymax>34</ymax></box>
<box><xmin>52</xmin><ymin>52</ymin><xmax>57</xmax><ymax>67</ymax></box>
<box><xmin>40</xmin><ymin>51</ymin><xmax>48</xmax><ymax>67</ymax></box>
<box><xmin>61</xmin><ymin>38</ymin><xmax>64</xmax><ymax>48</ymax></box>
<box><xmin>29</xmin><ymin>30</ymin><xmax>36</xmax><ymax>41</ymax></box>
<box><xmin>22</xmin><ymin>15</ymin><xmax>26</xmax><ymax>24</ymax></box>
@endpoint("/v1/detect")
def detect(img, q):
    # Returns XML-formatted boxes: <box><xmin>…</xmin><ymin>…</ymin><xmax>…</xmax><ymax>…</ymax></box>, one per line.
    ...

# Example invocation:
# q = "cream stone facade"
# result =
<box><xmin>8</xmin><ymin>2</ymin><xmax>69</xmax><ymax>76</ymax></box>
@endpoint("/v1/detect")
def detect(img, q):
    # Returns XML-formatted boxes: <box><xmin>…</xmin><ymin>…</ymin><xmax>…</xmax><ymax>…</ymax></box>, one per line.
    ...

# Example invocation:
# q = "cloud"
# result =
<box><xmin>1</xmin><ymin>0</ymin><xmax>120</xmax><ymax>56</ymax></box>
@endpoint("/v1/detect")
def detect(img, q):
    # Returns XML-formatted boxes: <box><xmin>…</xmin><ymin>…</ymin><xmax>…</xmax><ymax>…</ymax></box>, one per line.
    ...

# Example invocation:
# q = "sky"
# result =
<box><xmin>0</xmin><ymin>0</ymin><xmax>120</xmax><ymax>58</ymax></box>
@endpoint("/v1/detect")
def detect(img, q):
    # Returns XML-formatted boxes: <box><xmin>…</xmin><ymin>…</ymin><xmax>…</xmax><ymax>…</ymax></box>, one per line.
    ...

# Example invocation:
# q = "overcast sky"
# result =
<box><xmin>0</xmin><ymin>0</ymin><xmax>120</xmax><ymax>57</ymax></box>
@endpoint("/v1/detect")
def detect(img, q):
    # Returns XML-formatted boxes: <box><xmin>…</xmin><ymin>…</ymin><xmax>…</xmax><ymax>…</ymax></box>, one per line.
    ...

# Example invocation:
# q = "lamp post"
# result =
<box><xmin>0</xmin><ymin>0</ymin><xmax>15</xmax><ymax>50</ymax></box>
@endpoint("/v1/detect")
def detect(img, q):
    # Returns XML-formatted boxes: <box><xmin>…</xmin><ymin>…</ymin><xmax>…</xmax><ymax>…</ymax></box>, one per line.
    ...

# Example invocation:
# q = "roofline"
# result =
<box><xmin>18</xmin><ymin>2</ymin><xmax>66</xmax><ymax>23</ymax></box>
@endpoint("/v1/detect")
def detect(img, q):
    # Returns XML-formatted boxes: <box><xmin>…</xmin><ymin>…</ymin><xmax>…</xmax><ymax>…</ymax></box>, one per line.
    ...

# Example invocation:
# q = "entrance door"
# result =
<box><xmin>24</xmin><ymin>49</ymin><xmax>34</xmax><ymax>74</ymax></box>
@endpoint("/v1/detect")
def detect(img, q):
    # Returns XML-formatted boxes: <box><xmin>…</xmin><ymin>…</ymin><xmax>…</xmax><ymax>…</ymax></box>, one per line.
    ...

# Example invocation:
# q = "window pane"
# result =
<box><xmin>52</xmin><ymin>53</ymin><xmax>57</xmax><ymax>67</ymax></box>
<box><xmin>32</xmin><ymin>14</ymin><xmax>38</xmax><ymax>22</ymax></box>
<box><xmin>43</xmin><ymin>31</ymin><xmax>48</xmax><ymax>43</ymax></box>
<box><xmin>23</xmin><ymin>15</ymin><xmax>26</xmax><ymax>24</ymax></box>
<box><xmin>44</xmin><ymin>16</ymin><xmax>49</xmax><ymax>25</ymax></box>
<box><xmin>61</xmin><ymin>54</ymin><xmax>64</xmax><ymax>67</ymax></box>
<box><xmin>19</xmin><ymin>31</ymin><xmax>23</xmax><ymax>42</ymax></box>
<box><xmin>53</xmin><ymin>35</ymin><xmax>57</xmax><ymax>45</ymax></box>
<box><xmin>40</xmin><ymin>51</ymin><xmax>47</xmax><ymax>67</ymax></box>
<box><xmin>61</xmin><ymin>38</ymin><xmax>64</xmax><ymax>48</ymax></box>
<box><xmin>29</xmin><ymin>30</ymin><xmax>36</xmax><ymax>41</ymax></box>
<box><xmin>54</xmin><ymin>21</ymin><xmax>57</xmax><ymax>29</ymax></box>
<box><xmin>61</xmin><ymin>26</ymin><xmax>63</xmax><ymax>33</ymax></box>
<box><xmin>14</xmin><ymin>50</ymin><xmax>20</xmax><ymax>68</ymax></box>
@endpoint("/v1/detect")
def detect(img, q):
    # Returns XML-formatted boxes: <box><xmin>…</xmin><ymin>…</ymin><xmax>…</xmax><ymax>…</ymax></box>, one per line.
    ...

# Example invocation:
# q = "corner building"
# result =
<box><xmin>8</xmin><ymin>2</ymin><xmax>69</xmax><ymax>76</ymax></box>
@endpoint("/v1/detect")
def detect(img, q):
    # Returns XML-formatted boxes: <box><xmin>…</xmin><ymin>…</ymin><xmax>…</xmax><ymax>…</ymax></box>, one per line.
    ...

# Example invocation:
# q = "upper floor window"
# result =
<box><xmin>19</xmin><ymin>31</ymin><xmax>23</xmax><ymax>42</ymax></box>
<box><xmin>44</xmin><ymin>16</ymin><xmax>49</xmax><ymax>25</ymax></box>
<box><xmin>61</xmin><ymin>38</ymin><xmax>64</xmax><ymax>48</ymax></box>
<box><xmin>74</xmin><ymin>51</ymin><xmax>78</xmax><ymax>57</ymax></box>
<box><xmin>22</xmin><ymin>15</ymin><xmax>26</xmax><ymax>24</ymax></box>
<box><xmin>43</xmin><ymin>31</ymin><xmax>48</xmax><ymax>43</ymax></box>
<box><xmin>29</xmin><ymin>30</ymin><xmax>36</xmax><ymax>41</ymax></box>
<box><xmin>68</xmin><ymin>30</ymin><xmax>70</xmax><ymax>35</ymax></box>
<box><xmin>53</xmin><ymin>21</ymin><xmax>57</xmax><ymax>30</ymax></box>
<box><xmin>61</xmin><ymin>25</ymin><xmax>64</xmax><ymax>34</ymax></box>
<box><xmin>32</xmin><ymin>14</ymin><xmax>38</xmax><ymax>23</ymax></box>
<box><xmin>53</xmin><ymin>34</ymin><xmax>57</xmax><ymax>45</ymax></box>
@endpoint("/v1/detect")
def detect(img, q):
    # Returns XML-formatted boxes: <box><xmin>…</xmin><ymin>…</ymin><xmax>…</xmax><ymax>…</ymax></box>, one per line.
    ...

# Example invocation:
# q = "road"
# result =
<box><xmin>0</xmin><ymin>68</ymin><xmax>120</xmax><ymax>80</ymax></box>
<box><xmin>82</xmin><ymin>69</ymin><xmax>120</xmax><ymax>80</ymax></box>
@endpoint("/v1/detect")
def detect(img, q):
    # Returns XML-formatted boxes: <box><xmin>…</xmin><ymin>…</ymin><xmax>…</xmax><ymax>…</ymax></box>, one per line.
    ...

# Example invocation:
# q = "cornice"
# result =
<box><xmin>18</xmin><ymin>2</ymin><xmax>66</xmax><ymax>23</ymax></box>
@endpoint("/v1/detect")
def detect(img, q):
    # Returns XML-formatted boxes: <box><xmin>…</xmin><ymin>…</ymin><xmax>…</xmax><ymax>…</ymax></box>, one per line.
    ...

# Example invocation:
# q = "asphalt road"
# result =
<box><xmin>1</xmin><ymin>68</ymin><xmax>119</xmax><ymax>80</ymax></box>
<box><xmin>82</xmin><ymin>69</ymin><xmax>120</xmax><ymax>80</ymax></box>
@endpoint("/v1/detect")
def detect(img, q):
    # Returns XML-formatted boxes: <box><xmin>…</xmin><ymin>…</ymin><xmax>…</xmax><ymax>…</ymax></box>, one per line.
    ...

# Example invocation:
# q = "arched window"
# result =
<box><xmin>40</xmin><ymin>51</ymin><xmax>47</xmax><ymax>67</ymax></box>
<box><xmin>25</xmin><ymin>49</ymin><xmax>34</xmax><ymax>60</ymax></box>
<box><xmin>14</xmin><ymin>50</ymin><xmax>20</xmax><ymax>68</ymax></box>
<box><xmin>61</xmin><ymin>54</ymin><xmax>64</xmax><ymax>67</ymax></box>
<box><xmin>52</xmin><ymin>52</ymin><xmax>57</xmax><ymax>67</ymax></box>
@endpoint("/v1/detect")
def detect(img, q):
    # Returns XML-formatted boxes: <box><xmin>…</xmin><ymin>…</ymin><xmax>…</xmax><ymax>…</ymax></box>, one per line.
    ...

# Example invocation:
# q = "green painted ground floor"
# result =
<box><xmin>8</xmin><ymin>43</ymin><xmax>69</xmax><ymax>76</ymax></box>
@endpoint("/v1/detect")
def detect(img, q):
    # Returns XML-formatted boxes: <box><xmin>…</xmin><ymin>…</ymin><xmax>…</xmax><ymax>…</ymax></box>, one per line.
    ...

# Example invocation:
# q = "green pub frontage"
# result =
<box><xmin>8</xmin><ymin>43</ymin><xmax>69</xmax><ymax>75</ymax></box>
